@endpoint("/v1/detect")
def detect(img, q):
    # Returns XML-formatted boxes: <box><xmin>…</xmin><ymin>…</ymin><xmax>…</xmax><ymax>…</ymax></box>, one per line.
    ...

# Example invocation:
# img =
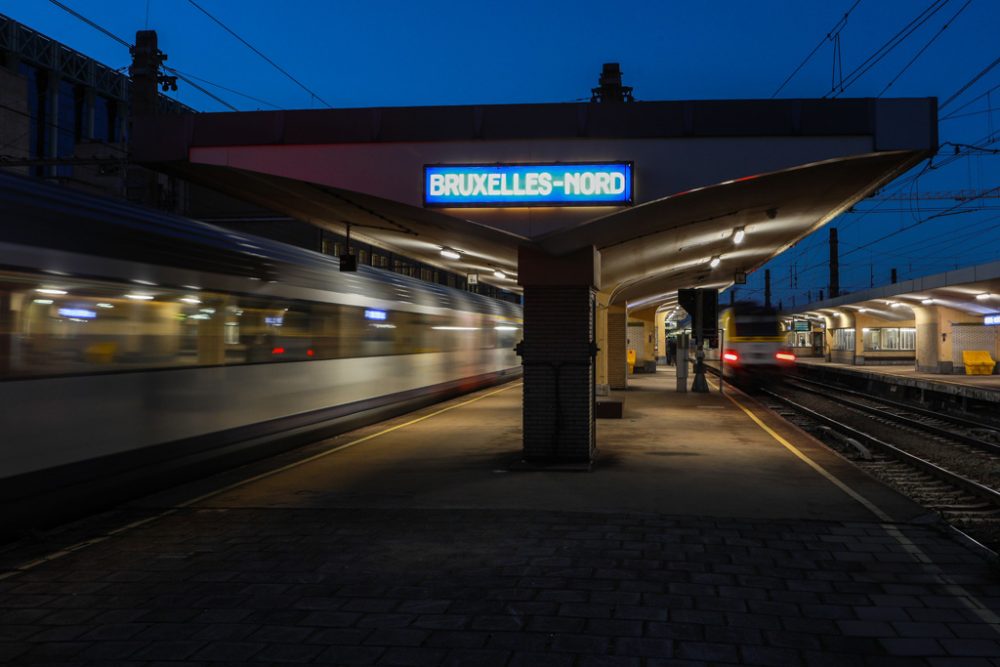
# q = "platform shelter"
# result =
<box><xmin>134</xmin><ymin>92</ymin><xmax>937</xmax><ymax>462</ymax></box>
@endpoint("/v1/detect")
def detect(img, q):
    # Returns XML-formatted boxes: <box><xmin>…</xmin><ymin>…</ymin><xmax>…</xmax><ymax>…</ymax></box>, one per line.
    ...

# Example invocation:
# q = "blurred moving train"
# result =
<box><xmin>0</xmin><ymin>172</ymin><xmax>522</xmax><ymax>528</ymax></box>
<box><xmin>719</xmin><ymin>301</ymin><xmax>795</xmax><ymax>381</ymax></box>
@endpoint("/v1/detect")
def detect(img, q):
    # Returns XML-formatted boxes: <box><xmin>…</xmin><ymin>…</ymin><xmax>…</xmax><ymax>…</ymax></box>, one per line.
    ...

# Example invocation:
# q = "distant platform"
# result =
<box><xmin>795</xmin><ymin>357</ymin><xmax>1000</xmax><ymax>403</ymax></box>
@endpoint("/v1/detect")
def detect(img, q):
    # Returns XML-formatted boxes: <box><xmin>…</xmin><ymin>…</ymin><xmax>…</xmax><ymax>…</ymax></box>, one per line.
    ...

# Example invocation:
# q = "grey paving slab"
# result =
<box><xmin>1</xmin><ymin>370</ymin><xmax>999</xmax><ymax>665</ymax></box>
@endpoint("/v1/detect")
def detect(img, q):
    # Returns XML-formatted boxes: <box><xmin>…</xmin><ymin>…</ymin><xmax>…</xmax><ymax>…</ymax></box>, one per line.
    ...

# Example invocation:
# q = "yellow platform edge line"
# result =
<box><xmin>0</xmin><ymin>382</ymin><xmax>523</xmax><ymax>579</ymax></box>
<box><xmin>718</xmin><ymin>384</ymin><xmax>893</xmax><ymax>522</ymax></box>
<box><xmin>714</xmin><ymin>379</ymin><xmax>1000</xmax><ymax>635</ymax></box>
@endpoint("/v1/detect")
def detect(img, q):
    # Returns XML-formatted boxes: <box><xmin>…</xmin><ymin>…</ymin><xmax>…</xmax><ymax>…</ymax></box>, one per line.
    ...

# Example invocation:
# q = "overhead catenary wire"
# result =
<box><xmin>42</xmin><ymin>0</ymin><xmax>266</xmax><ymax>112</ymax></box>
<box><xmin>164</xmin><ymin>67</ymin><xmax>282</xmax><ymax>109</ymax></box>
<box><xmin>877</xmin><ymin>0</ymin><xmax>972</xmax><ymax>97</ymax></box>
<box><xmin>771</xmin><ymin>0</ymin><xmax>863</xmax><ymax>98</ymax></box>
<box><xmin>186</xmin><ymin>0</ymin><xmax>333</xmax><ymax>108</ymax></box>
<box><xmin>940</xmin><ymin>55</ymin><xmax>1000</xmax><ymax>111</ymax></box>
<box><xmin>160</xmin><ymin>65</ymin><xmax>238</xmax><ymax>111</ymax></box>
<box><xmin>940</xmin><ymin>81</ymin><xmax>1000</xmax><ymax>119</ymax></box>
<box><xmin>826</xmin><ymin>0</ymin><xmax>951</xmax><ymax>98</ymax></box>
<box><xmin>46</xmin><ymin>0</ymin><xmax>132</xmax><ymax>50</ymax></box>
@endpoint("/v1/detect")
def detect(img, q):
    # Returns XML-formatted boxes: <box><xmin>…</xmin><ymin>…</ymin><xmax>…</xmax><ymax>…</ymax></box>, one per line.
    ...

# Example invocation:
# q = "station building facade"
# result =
<box><xmin>782</xmin><ymin>260</ymin><xmax>1000</xmax><ymax>374</ymax></box>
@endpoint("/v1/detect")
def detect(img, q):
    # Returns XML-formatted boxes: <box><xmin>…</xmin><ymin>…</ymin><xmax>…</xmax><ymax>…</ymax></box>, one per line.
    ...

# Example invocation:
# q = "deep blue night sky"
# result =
<box><xmin>2</xmin><ymin>0</ymin><xmax>998</xmax><ymax>307</ymax></box>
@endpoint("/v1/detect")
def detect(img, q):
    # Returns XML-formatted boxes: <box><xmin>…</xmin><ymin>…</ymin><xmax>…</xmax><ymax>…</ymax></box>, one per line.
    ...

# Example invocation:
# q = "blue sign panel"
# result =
<box><xmin>424</xmin><ymin>162</ymin><xmax>633</xmax><ymax>207</ymax></box>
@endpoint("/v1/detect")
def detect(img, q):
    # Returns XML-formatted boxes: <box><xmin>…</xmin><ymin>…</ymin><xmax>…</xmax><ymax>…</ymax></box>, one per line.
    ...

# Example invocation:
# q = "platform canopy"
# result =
<box><xmin>134</xmin><ymin>98</ymin><xmax>936</xmax><ymax>309</ymax></box>
<box><xmin>785</xmin><ymin>259</ymin><xmax>1000</xmax><ymax>322</ymax></box>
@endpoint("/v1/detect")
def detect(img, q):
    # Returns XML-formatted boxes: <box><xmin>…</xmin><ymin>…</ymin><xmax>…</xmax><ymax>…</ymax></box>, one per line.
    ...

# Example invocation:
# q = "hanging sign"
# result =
<box><xmin>424</xmin><ymin>162</ymin><xmax>633</xmax><ymax>207</ymax></box>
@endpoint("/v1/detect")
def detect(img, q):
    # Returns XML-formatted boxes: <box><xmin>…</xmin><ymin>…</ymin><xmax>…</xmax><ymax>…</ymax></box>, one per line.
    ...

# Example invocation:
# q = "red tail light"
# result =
<box><xmin>776</xmin><ymin>351</ymin><xmax>796</xmax><ymax>362</ymax></box>
<box><xmin>722</xmin><ymin>349</ymin><xmax>740</xmax><ymax>363</ymax></box>
<box><xmin>272</xmin><ymin>347</ymin><xmax>285</xmax><ymax>355</ymax></box>
<box><xmin>307</xmin><ymin>349</ymin><xmax>315</xmax><ymax>357</ymax></box>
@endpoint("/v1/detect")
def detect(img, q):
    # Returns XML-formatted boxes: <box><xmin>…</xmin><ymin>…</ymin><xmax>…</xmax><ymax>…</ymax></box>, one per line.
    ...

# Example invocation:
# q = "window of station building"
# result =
<box><xmin>56</xmin><ymin>79</ymin><xmax>77</xmax><ymax>178</ymax></box>
<box><xmin>862</xmin><ymin>327</ymin><xmax>916</xmax><ymax>351</ymax></box>
<box><xmin>91</xmin><ymin>96</ymin><xmax>119</xmax><ymax>143</ymax></box>
<box><xmin>832</xmin><ymin>328</ymin><xmax>855</xmax><ymax>351</ymax></box>
<box><xmin>789</xmin><ymin>331</ymin><xmax>812</xmax><ymax>348</ymax></box>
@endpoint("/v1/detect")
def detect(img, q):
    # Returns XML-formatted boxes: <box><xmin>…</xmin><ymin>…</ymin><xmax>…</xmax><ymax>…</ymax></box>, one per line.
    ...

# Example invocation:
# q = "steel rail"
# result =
<box><xmin>761</xmin><ymin>388</ymin><xmax>1000</xmax><ymax>509</ymax></box>
<box><xmin>785</xmin><ymin>377</ymin><xmax>1000</xmax><ymax>456</ymax></box>
<box><xmin>791</xmin><ymin>374</ymin><xmax>1000</xmax><ymax>431</ymax></box>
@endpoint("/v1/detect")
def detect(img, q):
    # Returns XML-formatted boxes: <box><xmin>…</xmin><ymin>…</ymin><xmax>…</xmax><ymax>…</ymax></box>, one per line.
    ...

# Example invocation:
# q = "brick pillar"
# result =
<box><xmin>607</xmin><ymin>306</ymin><xmax>627</xmax><ymax>389</ymax></box>
<box><xmin>518</xmin><ymin>245</ymin><xmax>600</xmax><ymax>462</ymax></box>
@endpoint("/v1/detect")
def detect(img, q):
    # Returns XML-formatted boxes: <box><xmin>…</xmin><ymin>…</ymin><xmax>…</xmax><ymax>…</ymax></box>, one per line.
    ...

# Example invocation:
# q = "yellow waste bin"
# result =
<box><xmin>627</xmin><ymin>349</ymin><xmax>636</xmax><ymax>374</ymax></box>
<box><xmin>962</xmin><ymin>350</ymin><xmax>996</xmax><ymax>375</ymax></box>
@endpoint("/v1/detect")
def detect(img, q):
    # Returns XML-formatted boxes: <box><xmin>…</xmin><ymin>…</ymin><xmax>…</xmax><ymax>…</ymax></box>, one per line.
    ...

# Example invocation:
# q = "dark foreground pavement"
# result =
<box><xmin>2</xmin><ymin>507</ymin><xmax>1000</xmax><ymax>666</ymax></box>
<box><xmin>2</xmin><ymin>371</ymin><xmax>1000</xmax><ymax>665</ymax></box>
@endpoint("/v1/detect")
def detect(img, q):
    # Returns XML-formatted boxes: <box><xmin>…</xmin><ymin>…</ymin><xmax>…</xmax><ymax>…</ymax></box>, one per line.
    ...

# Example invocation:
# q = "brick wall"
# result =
<box><xmin>521</xmin><ymin>286</ymin><xmax>594</xmax><ymax>461</ymax></box>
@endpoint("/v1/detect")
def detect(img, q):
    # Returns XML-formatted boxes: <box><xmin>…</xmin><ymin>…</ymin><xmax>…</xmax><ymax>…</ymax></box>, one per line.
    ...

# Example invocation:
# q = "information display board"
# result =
<box><xmin>424</xmin><ymin>162</ymin><xmax>633</xmax><ymax>207</ymax></box>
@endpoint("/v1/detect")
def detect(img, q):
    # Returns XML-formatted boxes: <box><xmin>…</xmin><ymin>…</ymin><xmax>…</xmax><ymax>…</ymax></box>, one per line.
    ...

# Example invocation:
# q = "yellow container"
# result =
<box><xmin>627</xmin><ymin>349</ymin><xmax>636</xmax><ymax>374</ymax></box>
<box><xmin>962</xmin><ymin>350</ymin><xmax>996</xmax><ymax>375</ymax></box>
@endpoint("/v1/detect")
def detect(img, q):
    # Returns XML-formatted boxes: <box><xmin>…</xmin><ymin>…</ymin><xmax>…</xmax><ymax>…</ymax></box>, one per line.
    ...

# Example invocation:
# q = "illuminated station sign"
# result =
<box><xmin>424</xmin><ymin>162</ymin><xmax>633</xmax><ymax>207</ymax></box>
<box><xmin>986</xmin><ymin>314</ymin><xmax>1000</xmax><ymax>326</ymax></box>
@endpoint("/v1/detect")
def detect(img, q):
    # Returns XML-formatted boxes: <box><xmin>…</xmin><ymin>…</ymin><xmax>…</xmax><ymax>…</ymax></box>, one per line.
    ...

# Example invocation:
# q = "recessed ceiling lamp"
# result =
<box><xmin>709</xmin><ymin>255</ymin><xmax>721</xmax><ymax>268</ymax></box>
<box><xmin>493</xmin><ymin>269</ymin><xmax>506</xmax><ymax>279</ymax></box>
<box><xmin>890</xmin><ymin>302</ymin><xmax>903</xmax><ymax>308</ymax></box>
<box><xmin>35</xmin><ymin>288</ymin><xmax>67</xmax><ymax>295</ymax></box>
<box><xmin>732</xmin><ymin>227</ymin><xmax>745</xmax><ymax>245</ymax></box>
<box><xmin>440</xmin><ymin>248</ymin><xmax>461</xmax><ymax>260</ymax></box>
<box><xmin>858</xmin><ymin>308</ymin><xmax>868</xmax><ymax>313</ymax></box>
<box><xmin>921</xmin><ymin>299</ymin><xmax>934</xmax><ymax>305</ymax></box>
<box><xmin>976</xmin><ymin>293</ymin><xmax>992</xmax><ymax>301</ymax></box>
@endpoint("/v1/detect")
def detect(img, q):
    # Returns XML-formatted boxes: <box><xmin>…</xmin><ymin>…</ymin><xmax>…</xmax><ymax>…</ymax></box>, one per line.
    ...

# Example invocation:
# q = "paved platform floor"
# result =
<box><xmin>2</xmin><ymin>368</ymin><xmax>999</xmax><ymax>665</ymax></box>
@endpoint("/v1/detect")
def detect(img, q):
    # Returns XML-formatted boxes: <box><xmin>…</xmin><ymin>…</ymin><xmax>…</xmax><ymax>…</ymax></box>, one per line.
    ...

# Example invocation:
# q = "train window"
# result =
<box><xmin>0</xmin><ymin>270</ymin><xmax>521</xmax><ymax>379</ymax></box>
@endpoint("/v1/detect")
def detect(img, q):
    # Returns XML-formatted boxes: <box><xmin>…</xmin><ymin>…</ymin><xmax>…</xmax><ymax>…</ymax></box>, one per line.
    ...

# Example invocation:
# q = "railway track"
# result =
<box><xmin>759</xmin><ymin>379</ymin><xmax>1000</xmax><ymax>554</ymax></box>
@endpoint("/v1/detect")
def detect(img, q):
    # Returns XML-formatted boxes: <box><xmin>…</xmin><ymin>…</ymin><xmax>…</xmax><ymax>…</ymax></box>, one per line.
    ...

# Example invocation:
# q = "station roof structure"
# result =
<box><xmin>134</xmin><ymin>98</ymin><xmax>937</xmax><ymax>308</ymax></box>
<box><xmin>783</xmin><ymin>259</ymin><xmax>1000</xmax><ymax>322</ymax></box>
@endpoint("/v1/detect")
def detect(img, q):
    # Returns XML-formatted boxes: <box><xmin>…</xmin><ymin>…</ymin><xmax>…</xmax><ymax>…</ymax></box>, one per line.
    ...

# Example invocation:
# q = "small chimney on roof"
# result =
<box><xmin>591</xmin><ymin>63</ymin><xmax>634</xmax><ymax>103</ymax></box>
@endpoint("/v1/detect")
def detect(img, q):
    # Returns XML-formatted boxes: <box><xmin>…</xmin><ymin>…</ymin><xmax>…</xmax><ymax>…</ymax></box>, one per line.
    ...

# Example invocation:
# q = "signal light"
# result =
<box><xmin>272</xmin><ymin>347</ymin><xmax>285</xmax><ymax>355</ymax></box>
<box><xmin>722</xmin><ymin>350</ymin><xmax>740</xmax><ymax>363</ymax></box>
<box><xmin>776</xmin><ymin>351</ymin><xmax>796</xmax><ymax>362</ymax></box>
<box><xmin>307</xmin><ymin>349</ymin><xmax>315</xmax><ymax>357</ymax></box>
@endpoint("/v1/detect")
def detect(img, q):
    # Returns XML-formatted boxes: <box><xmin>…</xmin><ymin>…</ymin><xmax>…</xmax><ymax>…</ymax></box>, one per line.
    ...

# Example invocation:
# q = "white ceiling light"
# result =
<box><xmin>709</xmin><ymin>255</ymin><xmax>721</xmax><ymax>268</ymax></box>
<box><xmin>440</xmin><ymin>248</ymin><xmax>461</xmax><ymax>260</ymax></box>
<box><xmin>921</xmin><ymin>299</ymin><xmax>934</xmax><ymax>305</ymax></box>
<box><xmin>493</xmin><ymin>270</ymin><xmax>506</xmax><ymax>280</ymax></box>
<box><xmin>976</xmin><ymin>293</ymin><xmax>992</xmax><ymax>301</ymax></box>
<box><xmin>36</xmin><ymin>288</ymin><xmax>67</xmax><ymax>295</ymax></box>
<box><xmin>125</xmin><ymin>293</ymin><xmax>154</xmax><ymax>300</ymax></box>
<box><xmin>890</xmin><ymin>302</ymin><xmax>903</xmax><ymax>308</ymax></box>
<box><xmin>732</xmin><ymin>227</ymin><xmax>745</xmax><ymax>245</ymax></box>
<box><xmin>858</xmin><ymin>308</ymin><xmax>867</xmax><ymax>313</ymax></box>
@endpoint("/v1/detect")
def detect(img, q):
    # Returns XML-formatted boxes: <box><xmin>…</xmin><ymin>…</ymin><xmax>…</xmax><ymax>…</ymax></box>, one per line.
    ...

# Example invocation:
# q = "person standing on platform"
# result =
<box><xmin>667</xmin><ymin>337</ymin><xmax>677</xmax><ymax>366</ymax></box>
